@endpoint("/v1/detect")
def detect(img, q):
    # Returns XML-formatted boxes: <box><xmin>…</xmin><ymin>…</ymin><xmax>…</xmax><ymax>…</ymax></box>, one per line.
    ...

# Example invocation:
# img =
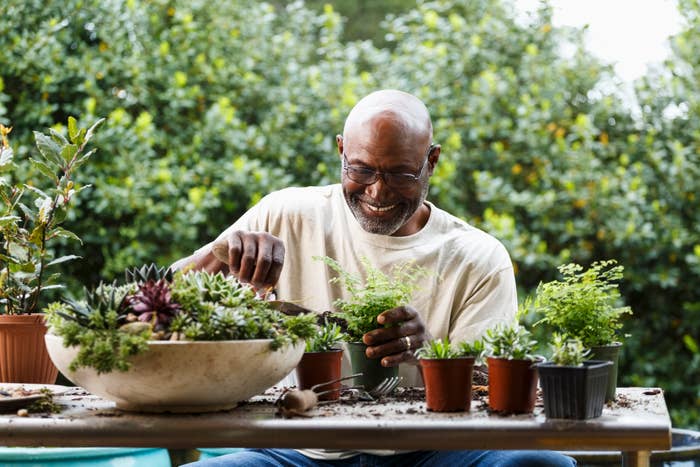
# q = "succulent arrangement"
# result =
<box><xmin>314</xmin><ymin>255</ymin><xmax>427</xmax><ymax>342</ymax></box>
<box><xmin>45</xmin><ymin>265</ymin><xmax>316</xmax><ymax>373</ymax></box>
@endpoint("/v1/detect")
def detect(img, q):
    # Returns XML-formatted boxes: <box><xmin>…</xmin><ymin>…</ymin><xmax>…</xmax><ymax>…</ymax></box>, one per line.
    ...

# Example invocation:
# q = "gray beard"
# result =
<box><xmin>344</xmin><ymin>183</ymin><xmax>429</xmax><ymax>235</ymax></box>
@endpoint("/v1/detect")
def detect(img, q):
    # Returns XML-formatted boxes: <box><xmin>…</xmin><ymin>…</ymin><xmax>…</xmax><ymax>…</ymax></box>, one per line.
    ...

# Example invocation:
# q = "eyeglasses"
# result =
<box><xmin>342</xmin><ymin>144</ymin><xmax>435</xmax><ymax>189</ymax></box>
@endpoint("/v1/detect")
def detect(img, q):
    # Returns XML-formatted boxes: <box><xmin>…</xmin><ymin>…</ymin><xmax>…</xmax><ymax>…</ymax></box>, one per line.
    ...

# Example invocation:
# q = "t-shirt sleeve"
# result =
<box><xmin>448</xmin><ymin>265</ymin><xmax>518</xmax><ymax>342</ymax></box>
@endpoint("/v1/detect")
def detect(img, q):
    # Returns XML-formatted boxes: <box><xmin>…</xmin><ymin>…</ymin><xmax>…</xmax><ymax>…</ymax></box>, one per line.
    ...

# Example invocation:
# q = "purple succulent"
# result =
<box><xmin>127</xmin><ymin>279</ymin><xmax>182</xmax><ymax>330</ymax></box>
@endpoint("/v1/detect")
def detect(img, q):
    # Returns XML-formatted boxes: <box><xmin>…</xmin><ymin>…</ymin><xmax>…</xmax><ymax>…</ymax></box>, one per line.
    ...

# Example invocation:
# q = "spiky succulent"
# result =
<box><xmin>125</xmin><ymin>263</ymin><xmax>174</xmax><ymax>284</ymax></box>
<box><xmin>127</xmin><ymin>279</ymin><xmax>182</xmax><ymax>330</ymax></box>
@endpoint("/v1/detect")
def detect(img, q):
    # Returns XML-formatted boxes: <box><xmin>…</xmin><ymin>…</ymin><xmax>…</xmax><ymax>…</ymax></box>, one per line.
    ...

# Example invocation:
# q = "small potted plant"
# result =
<box><xmin>44</xmin><ymin>265</ymin><xmax>317</xmax><ymax>412</ymax></box>
<box><xmin>531</xmin><ymin>260</ymin><xmax>632</xmax><ymax>402</ymax></box>
<box><xmin>314</xmin><ymin>255</ymin><xmax>427</xmax><ymax>391</ymax></box>
<box><xmin>415</xmin><ymin>337</ymin><xmax>483</xmax><ymax>412</ymax></box>
<box><xmin>295</xmin><ymin>321</ymin><xmax>346</xmax><ymax>401</ymax></box>
<box><xmin>483</xmin><ymin>323</ymin><xmax>540</xmax><ymax>414</ymax></box>
<box><xmin>0</xmin><ymin>118</ymin><xmax>103</xmax><ymax>384</ymax></box>
<box><xmin>537</xmin><ymin>334</ymin><xmax>612</xmax><ymax>420</ymax></box>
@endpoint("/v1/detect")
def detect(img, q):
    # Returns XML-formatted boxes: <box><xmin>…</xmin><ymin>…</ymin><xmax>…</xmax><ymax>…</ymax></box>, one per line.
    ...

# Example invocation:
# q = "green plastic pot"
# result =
<box><xmin>346</xmin><ymin>342</ymin><xmax>398</xmax><ymax>391</ymax></box>
<box><xmin>588</xmin><ymin>342</ymin><xmax>622</xmax><ymax>403</ymax></box>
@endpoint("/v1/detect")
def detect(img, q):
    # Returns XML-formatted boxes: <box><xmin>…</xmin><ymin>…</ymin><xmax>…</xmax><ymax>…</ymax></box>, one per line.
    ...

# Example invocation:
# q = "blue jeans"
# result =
<box><xmin>185</xmin><ymin>448</ymin><xmax>576</xmax><ymax>466</ymax></box>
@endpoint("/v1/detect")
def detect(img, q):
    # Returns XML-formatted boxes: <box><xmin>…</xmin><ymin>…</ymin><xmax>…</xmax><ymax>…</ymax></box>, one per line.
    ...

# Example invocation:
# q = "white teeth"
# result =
<box><xmin>367</xmin><ymin>204</ymin><xmax>395</xmax><ymax>212</ymax></box>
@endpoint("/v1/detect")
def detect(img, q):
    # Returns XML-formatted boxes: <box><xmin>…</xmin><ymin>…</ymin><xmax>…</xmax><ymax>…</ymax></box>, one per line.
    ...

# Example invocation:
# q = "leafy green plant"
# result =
<box><xmin>0</xmin><ymin>118</ymin><xmax>103</xmax><ymax>314</ymax></box>
<box><xmin>45</xmin><ymin>267</ymin><xmax>316</xmax><ymax>373</ymax></box>
<box><xmin>305</xmin><ymin>321</ymin><xmax>346</xmax><ymax>352</ymax></box>
<box><xmin>532</xmin><ymin>260</ymin><xmax>633</xmax><ymax>347</ymax></box>
<box><xmin>314</xmin><ymin>255</ymin><xmax>427</xmax><ymax>342</ymax></box>
<box><xmin>483</xmin><ymin>323</ymin><xmax>538</xmax><ymax>361</ymax></box>
<box><xmin>549</xmin><ymin>333</ymin><xmax>589</xmax><ymax>367</ymax></box>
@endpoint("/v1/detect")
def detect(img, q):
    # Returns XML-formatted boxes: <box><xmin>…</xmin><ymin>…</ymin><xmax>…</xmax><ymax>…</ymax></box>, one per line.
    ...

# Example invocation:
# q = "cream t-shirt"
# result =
<box><xmin>207</xmin><ymin>184</ymin><xmax>517</xmax><ymax>459</ymax></box>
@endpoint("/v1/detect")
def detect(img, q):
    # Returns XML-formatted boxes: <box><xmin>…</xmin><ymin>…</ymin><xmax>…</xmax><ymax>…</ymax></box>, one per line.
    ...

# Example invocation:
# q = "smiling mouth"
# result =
<box><xmin>365</xmin><ymin>203</ymin><xmax>397</xmax><ymax>213</ymax></box>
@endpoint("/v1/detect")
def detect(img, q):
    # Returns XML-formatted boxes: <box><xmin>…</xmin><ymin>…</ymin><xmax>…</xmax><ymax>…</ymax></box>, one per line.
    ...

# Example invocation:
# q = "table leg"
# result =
<box><xmin>621</xmin><ymin>450</ymin><xmax>650</xmax><ymax>467</ymax></box>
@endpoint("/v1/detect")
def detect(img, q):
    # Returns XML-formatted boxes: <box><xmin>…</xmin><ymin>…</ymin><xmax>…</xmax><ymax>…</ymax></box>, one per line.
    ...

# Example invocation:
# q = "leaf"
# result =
<box><xmin>50</xmin><ymin>227</ymin><xmax>82</xmax><ymax>243</ymax></box>
<box><xmin>0</xmin><ymin>215</ymin><xmax>21</xmax><ymax>227</ymax></box>
<box><xmin>45</xmin><ymin>255</ymin><xmax>82</xmax><ymax>267</ymax></box>
<box><xmin>24</xmin><ymin>184</ymin><xmax>51</xmax><ymax>199</ymax></box>
<box><xmin>73</xmin><ymin>148</ymin><xmax>97</xmax><ymax>169</ymax></box>
<box><xmin>84</xmin><ymin>118</ymin><xmax>105</xmax><ymax>144</ymax></box>
<box><xmin>61</xmin><ymin>144</ymin><xmax>78</xmax><ymax>164</ymax></box>
<box><xmin>33</xmin><ymin>131</ymin><xmax>63</xmax><ymax>166</ymax></box>
<box><xmin>0</xmin><ymin>146</ymin><xmax>13</xmax><ymax>167</ymax></box>
<box><xmin>17</xmin><ymin>203</ymin><xmax>36</xmax><ymax>222</ymax></box>
<box><xmin>48</xmin><ymin>128</ymin><xmax>69</xmax><ymax>146</ymax></box>
<box><xmin>67</xmin><ymin>116</ymin><xmax>79</xmax><ymax>143</ymax></box>
<box><xmin>29</xmin><ymin>158</ymin><xmax>59</xmax><ymax>184</ymax></box>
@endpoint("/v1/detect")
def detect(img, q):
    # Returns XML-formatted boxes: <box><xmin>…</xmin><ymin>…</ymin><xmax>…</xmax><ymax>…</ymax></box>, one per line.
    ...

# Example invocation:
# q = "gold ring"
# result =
<box><xmin>403</xmin><ymin>336</ymin><xmax>411</xmax><ymax>351</ymax></box>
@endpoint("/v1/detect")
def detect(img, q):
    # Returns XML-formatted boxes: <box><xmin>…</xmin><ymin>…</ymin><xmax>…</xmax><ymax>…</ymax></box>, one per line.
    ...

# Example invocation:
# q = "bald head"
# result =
<box><xmin>343</xmin><ymin>90</ymin><xmax>433</xmax><ymax>150</ymax></box>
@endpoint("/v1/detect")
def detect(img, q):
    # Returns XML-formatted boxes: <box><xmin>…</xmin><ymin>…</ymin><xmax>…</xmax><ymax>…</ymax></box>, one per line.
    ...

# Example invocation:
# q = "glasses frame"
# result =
<box><xmin>342</xmin><ymin>144</ymin><xmax>435</xmax><ymax>189</ymax></box>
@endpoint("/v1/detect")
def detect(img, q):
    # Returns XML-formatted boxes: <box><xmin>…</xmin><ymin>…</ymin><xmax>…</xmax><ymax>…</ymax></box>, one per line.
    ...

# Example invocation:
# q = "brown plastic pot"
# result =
<box><xmin>0</xmin><ymin>314</ymin><xmax>58</xmax><ymax>383</ymax></box>
<box><xmin>487</xmin><ymin>356</ymin><xmax>539</xmax><ymax>414</ymax></box>
<box><xmin>295</xmin><ymin>349</ymin><xmax>343</xmax><ymax>401</ymax></box>
<box><xmin>420</xmin><ymin>357</ymin><xmax>475</xmax><ymax>412</ymax></box>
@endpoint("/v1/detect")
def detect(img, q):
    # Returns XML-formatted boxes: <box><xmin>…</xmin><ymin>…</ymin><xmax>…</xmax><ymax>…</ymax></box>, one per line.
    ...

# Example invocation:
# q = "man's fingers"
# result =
<box><xmin>265</xmin><ymin>241</ymin><xmax>285</xmax><ymax>288</ymax></box>
<box><xmin>226</xmin><ymin>233</ymin><xmax>243</xmax><ymax>274</ymax></box>
<box><xmin>377</xmin><ymin>306</ymin><xmax>416</xmax><ymax>325</ymax></box>
<box><xmin>237</xmin><ymin>232</ymin><xmax>259</xmax><ymax>284</ymax></box>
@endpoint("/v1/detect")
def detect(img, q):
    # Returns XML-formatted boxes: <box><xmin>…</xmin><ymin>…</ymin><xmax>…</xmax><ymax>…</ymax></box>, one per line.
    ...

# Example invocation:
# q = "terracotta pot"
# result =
<box><xmin>420</xmin><ymin>357</ymin><xmax>475</xmax><ymax>412</ymax></box>
<box><xmin>487</xmin><ymin>356</ymin><xmax>539</xmax><ymax>414</ymax></box>
<box><xmin>0</xmin><ymin>314</ymin><xmax>58</xmax><ymax>384</ymax></box>
<box><xmin>346</xmin><ymin>342</ymin><xmax>398</xmax><ymax>391</ymax></box>
<box><xmin>295</xmin><ymin>349</ymin><xmax>343</xmax><ymax>401</ymax></box>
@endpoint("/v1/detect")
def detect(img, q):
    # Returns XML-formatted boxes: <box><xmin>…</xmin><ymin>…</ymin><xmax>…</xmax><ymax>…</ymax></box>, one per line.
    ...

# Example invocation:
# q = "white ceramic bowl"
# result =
<box><xmin>45</xmin><ymin>334</ymin><xmax>304</xmax><ymax>413</ymax></box>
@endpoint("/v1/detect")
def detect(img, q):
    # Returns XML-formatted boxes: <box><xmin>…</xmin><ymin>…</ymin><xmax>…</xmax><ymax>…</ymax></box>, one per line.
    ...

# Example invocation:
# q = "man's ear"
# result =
<box><xmin>336</xmin><ymin>134</ymin><xmax>343</xmax><ymax>157</ymax></box>
<box><xmin>428</xmin><ymin>144</ymin><xmax>441</xmax><ymax>175</ymax></box>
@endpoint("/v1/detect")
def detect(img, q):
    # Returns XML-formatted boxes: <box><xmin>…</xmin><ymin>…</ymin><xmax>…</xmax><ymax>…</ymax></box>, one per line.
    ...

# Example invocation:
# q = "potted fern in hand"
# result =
<box><xmin>415</xmin><ymin>337</ymin><xmax>483</xmax><ymax>412</ymax></box>
<box><xmin>295</xmin><ymin>321</ymin><xmax>346</xmax><ymax>401</ymax></box>
<box><xmin>483</xmin><ymin>323</ymin><xmax>540</xmax><ymax>414</ymax></box>
<box><xmin>531</xmin><ymin>260</ymin><xmax>632</xmax><ymax>402</ymax></box>
<box><xmin>315</xmin><ymin>255</ymin><xmax>426</xmax><ymax>391</ymax></box>
<box><xmin>0</xmin><ymin>118</ymin><xmax>102</xmax><ymax>383</ymax></box>
<box><xmin>536</xmin><ymin>334</ymin><xmax>612</xmax><ymax>420</ymax></box>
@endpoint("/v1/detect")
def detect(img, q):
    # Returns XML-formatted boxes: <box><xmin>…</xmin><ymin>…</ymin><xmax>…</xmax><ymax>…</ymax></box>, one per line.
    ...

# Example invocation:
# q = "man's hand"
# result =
<box><xmin>362</xmin><ymin>306</ymin><xmax>432</xmax><ymax>367</ymax></box>
<box><xmin>211</xmin><ymin>231</ymin><xmax>285</xmax><ymax>290</ymax></box>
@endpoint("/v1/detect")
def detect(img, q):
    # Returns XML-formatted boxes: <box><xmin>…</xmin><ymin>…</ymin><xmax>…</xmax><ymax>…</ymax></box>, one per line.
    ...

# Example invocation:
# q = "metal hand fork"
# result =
<box><xmin>367</xmin><ymin>376</ymin><xmax>403</xmax><ymax>398</ymax></box>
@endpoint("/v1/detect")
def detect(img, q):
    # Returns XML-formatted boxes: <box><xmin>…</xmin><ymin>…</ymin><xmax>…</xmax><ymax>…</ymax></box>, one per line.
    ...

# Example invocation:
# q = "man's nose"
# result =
<box><xmin>364</xmin><ymin>174</ymin><xmax>391</xmax><ymax>199</ymax></box>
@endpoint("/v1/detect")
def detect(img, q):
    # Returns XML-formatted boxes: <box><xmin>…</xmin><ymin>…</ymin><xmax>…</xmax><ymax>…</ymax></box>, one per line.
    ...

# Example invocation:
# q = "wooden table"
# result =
<box><xmin>0</xmin><ymin>386</ymin><xmax>671</xmax><ymax>467</ymax></box>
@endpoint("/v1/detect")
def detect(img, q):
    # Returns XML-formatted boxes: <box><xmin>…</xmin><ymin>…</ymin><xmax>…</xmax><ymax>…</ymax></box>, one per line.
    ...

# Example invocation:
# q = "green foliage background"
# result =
<box><xmin>1</xmin><ymin>0</ymin><xmax>698</xmax><ymax>427</ymax></box>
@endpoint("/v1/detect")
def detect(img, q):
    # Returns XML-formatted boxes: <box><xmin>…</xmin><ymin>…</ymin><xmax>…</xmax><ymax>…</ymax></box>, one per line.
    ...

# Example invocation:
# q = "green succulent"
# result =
<box><xmin>484</xmin><ymin>323</ymin><xmax>538</xmax><ymax>361</ymax></box>
<box><xmin>549</xmin><ymin>333</ymin><xmax>589</xmax><ymax>367</ymax></box>
<box><xmin>305</xmin><ymin>321</ymin><xmax>346</xmax><ymax>352</ymax></box>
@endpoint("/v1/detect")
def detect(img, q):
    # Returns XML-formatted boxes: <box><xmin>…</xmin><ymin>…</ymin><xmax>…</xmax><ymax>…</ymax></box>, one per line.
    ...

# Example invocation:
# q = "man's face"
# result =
<box><xmin>340</xmin><ymin>136</ymin><xmax>432</xmax><ymax>236</ymax></box>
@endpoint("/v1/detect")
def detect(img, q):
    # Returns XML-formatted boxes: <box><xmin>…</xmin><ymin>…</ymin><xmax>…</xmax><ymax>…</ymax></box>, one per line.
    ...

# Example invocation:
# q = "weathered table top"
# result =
<box><xmin>0</xmin><ymin>386</ymin><xmax>671</xmax><ymax>455</ymax></box>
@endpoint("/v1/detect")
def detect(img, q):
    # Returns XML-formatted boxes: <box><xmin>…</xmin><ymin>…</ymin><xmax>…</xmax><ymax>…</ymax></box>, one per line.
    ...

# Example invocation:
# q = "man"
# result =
<box><xmin>177</xmin><ymin>90</ymin><xmax>575</xmax><ymax>466</ymax></box>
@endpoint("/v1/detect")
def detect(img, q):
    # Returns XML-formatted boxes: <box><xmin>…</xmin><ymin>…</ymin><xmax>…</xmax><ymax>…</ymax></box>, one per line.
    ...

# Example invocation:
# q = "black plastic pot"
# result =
<box><xmin>537</xmin><ymin>360</ymin><xmax>612</xmax><ymax>420</ymax></box>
